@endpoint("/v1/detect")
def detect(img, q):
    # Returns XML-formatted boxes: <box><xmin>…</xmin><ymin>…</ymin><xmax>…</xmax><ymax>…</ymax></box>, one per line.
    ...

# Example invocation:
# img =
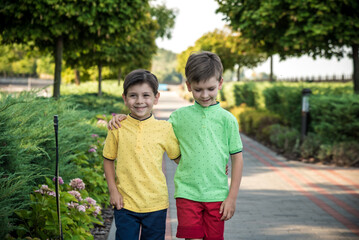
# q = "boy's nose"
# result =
<box><xmin>201</xmin><ymin>91</ymin><xmax>209</xmax><ymax>98</ymax></box>
<box><xmin>136</xmin><ymin>96</ymin><xmax>144</xmax><ymax>103</ymax></box>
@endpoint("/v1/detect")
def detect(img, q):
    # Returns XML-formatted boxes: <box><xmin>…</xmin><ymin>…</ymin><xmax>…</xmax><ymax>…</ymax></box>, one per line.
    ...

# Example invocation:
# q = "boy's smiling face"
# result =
<box><xmin>123</xmin><ymin>82</ymin><xmax>160</xmax><ymax>120</ymax></box>
<box><xmin>186</xmin><ymin>76</ymin><xmax>223</xmax><ymax>107</ymax></box>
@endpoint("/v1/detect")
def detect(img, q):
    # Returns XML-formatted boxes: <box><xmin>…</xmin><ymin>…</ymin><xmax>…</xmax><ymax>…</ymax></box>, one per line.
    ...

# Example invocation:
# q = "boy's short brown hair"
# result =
<box><xmin>123</xmin><ymin>69</ymin><xmax>159</xmax><ymax>96</ymax></box>
<box><xmin>185</xmin><ymin>51</ymin><xmax>223</xmax><ymax>83</ymax></box>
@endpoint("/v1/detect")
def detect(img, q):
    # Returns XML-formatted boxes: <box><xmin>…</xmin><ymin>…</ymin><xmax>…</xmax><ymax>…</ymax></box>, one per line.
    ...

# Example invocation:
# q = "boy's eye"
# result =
<box><xmin>208</xmin><ymin>88</ymin><xmax>215</xmax><ymax>91</ymax></box>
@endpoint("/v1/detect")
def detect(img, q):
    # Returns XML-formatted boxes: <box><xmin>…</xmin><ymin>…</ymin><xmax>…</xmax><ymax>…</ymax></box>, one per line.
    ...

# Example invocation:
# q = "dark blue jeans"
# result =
<box><xmin>114</xmin><ymin>208</ymin><xmax>167</xmax><ymax>240</ymax></box>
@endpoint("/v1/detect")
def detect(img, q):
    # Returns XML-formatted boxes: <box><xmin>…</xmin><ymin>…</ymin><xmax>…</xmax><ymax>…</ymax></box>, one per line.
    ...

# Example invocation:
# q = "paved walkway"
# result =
<box><xmin>107</xmin><ymin>90</ymin><xmax>359</xmax><ymax>240</ymax></box>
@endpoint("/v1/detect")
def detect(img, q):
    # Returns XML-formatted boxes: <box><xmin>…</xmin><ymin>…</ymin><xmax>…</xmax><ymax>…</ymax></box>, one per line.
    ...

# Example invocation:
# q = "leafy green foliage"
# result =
<box><xmin>0</xmin><ymin>172</ymin><xmax>40</xmax><ymax>239</ymax></box>
<box><xmin>15</xmin><ymin>177</ymin><xmax>102</xmax><ymax>239</ymax></box>
<box><xmin>0</xmin><ymin>0</ymin><xmax>155</xmax><ymax>97</ymax></box>
<box><xmin>150</xmin><ymin>3</ymin><xmax>178</xmax><ymax>39</ymax></box>
<box><xmin>310</xmin><ymin>94</ymin><xmax>359</xmax><ymax>143</ymax></box>
<box><xmin>216</xmin><ymin>0</ymin><xmax>359</xmax><ymax>92</ymax></box>
<box><xmin>0</xmin><ymin>82</ymin><xmax>129</xmax><ymax>237</ymax></box>
<box><xmin>269</xmin><ymin>124</ymin><xmax>301</xmax><ymax>155</ymax></box>
<box><xmin>176</xmin><ymin>28</ymin><xmax>265</xmax><ymax>80</ymax></box>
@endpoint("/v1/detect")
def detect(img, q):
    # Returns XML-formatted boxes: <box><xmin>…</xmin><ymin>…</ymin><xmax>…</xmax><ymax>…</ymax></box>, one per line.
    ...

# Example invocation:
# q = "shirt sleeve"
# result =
<box><xmin>227</xmin><ymin>115</ymin><xmax>243</xmax><ymax>155</ymax></box>
<box><xmin>165</xmin><ymin>123</ymin><xmax>181</xmax><ymax>160</ymax></box>
<box><xmin>103</xmin><ymin>129</ymin><xmax>118</xmax><ymax>160</ymax></box>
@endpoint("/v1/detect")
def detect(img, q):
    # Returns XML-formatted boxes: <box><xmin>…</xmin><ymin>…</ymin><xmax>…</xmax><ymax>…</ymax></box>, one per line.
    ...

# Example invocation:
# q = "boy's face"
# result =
<box><xmin>123</xmin><ymin>82</ymin><xmax>160</xmax><ymax>120</ymax></box>
<box><xmin>186</xmin><ymin>76</ymin><xmax>223</xmax><ymax>107</ymax></box>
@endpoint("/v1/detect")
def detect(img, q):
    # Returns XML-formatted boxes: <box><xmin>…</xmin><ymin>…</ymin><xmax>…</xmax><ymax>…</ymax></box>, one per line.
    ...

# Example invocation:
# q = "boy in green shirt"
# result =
<box><xmin>109</xmin><ymin>52</ymin><xmax>243</xmax><ymax>240</ymax></box>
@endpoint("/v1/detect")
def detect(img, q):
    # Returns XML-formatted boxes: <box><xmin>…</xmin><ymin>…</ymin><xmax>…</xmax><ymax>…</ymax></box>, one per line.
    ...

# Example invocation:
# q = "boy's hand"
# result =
<box><xmin>219</xmin><ymin>197</ymin><xmax>236</xmax><ymax>221</ymax></box>
<box><xmin>107</xmin><ymin>114</ymin><xmax>127</xmax><ymax>130</ymax></box>
<box><xmin>110</xmin><ymin>190</ymin><xmax>124</xmax><ymax>210</ymax></box>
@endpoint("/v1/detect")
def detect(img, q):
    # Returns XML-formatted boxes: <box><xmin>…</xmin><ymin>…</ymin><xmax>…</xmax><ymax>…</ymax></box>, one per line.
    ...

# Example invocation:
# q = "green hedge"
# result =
<box><xmin>310</xmin><ymin>94</ymin><xmax>359</xmax><ymax>143</ymax></box>
<box><xmin>263</xmin><ymin>86</ymin><xmax>303</xmax><ymax>128</ymax></box>
<box><xmin>0</xmin><ymin>81</ymin><xmax>129</xmax><ymax>238</ymax></box>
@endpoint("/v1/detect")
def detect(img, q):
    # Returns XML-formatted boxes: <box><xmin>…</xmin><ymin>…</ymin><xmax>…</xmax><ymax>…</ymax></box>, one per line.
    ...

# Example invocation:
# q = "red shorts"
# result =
<box><xmin>176</xmin><ymin>198</ymin><xmax>224</xmax><ymax>240</ymax></box>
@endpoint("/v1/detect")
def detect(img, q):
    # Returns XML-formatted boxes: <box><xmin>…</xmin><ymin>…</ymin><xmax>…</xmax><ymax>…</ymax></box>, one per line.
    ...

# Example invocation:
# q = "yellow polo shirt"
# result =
<box><xmin>103</xmin><ymin>114</ymin><xmax>180</xmax><ymax>213</ymax></box>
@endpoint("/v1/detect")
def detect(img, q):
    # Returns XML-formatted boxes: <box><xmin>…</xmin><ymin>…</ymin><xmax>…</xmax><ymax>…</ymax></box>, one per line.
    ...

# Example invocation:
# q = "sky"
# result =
<box><xmin>153</xmin><ymin>0</ymin><xmax>352</xmax><ymax>79</ymax></box>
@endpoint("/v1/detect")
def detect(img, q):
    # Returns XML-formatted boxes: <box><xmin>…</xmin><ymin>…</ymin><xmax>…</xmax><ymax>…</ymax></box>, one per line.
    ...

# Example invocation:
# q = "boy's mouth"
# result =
<box><xmin>135</xmin><ymin>106</ymin><xmax>146</xmax><ymax>111</ymax></box>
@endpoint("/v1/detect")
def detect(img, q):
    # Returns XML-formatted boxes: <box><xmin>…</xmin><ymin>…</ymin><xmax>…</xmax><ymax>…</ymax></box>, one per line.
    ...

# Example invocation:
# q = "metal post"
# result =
<box><xmin>301</xmin><ymin>89</ymin><xmax>312</xmax><ymax>141</ymax></box>
<box><xmin>53</xmin><ymin>115</ymin><xmax>63</xmax><ymax>240</ymax></box>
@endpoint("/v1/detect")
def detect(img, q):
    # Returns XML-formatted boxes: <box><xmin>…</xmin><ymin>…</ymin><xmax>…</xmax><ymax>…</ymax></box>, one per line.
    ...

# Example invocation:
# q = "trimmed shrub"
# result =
<box><xmin>263</xmin><ymin>86</ymin><xmax>302</xmax><ymax>128</ymax></box>
<box><xmin>309</xmin><ymin>94</ymin><xmax>359</xmax><ymax>143</ymax></box>
<box><xmin>332</xmin><ymin>141</ymin><xmax>359</xmax><ymax>166</ymax></box>
<box><xmin>269</xmin><ymin>124</ymin><xmax>301</xmax><ymax>155</ymax></box>
<box><xmin>238</xmin><ymin>108</ymin><xmax>282</xmax><ymax>142</ymax></box>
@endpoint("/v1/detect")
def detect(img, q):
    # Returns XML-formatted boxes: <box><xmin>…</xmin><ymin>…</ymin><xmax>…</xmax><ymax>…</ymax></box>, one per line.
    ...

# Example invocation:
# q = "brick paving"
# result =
<box><xmin>108</xmin><ymin>89</ymin><xmax>359</xmax><ymax>240</ymax></box>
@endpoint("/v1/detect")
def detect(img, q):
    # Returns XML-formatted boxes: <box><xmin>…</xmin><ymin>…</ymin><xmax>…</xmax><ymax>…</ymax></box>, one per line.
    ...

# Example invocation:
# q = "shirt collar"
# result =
<box><xmin>127</xmin><ymin>113</ymin><xmax>155</xmax><ymax>124</ymax></box>
<box><xmin>194</xmin><ymin>101</ymin><xmax>221</xmax><ymax>111</ymax></box>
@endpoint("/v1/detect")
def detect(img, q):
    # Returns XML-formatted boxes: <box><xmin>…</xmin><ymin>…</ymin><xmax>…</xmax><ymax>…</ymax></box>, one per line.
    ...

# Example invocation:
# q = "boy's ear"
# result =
<box><xmin>154</xmin><ymin>92</ymin><xmax>160</xmax><ymax>105</ymax></box>
<box><xmin>122</xmin><ymin>93</ymin><xmax>127</xmax><ymax>104</ymax></box>
<box><xmin>218</xmin><ymin>77</ymin><xmax>224</xmax><ymax>90</ymax></box>
<box><xmin>185</xmin><ymin>81</ymin><xmax>192</xmax><ymax>92</ymax></box>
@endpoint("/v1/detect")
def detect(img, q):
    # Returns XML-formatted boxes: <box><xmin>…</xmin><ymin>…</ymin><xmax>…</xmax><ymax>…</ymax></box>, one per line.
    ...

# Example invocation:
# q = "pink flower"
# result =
<box><xmin>93</xmin><ymin>206</ymin><xmax>101</xmax><ymax>217</ymax></box>
<box><xmin>85</xmin><ymin>197</ymin><xmax>97</xmax><ymax>206</ymax></box>
<box><xmin>34</xmin><ymin>185</ymin><xmax>56</xmax><ymax>197</ymax></box>
<box><xmin>69</xmin><ymin>178</ymin><xmax>86</xmax><ymax>190</ymax></box>
<box><xmin>52</xmin><ymin>176</ymin><xmax>64</xmax><ymax>185</ymax></box>
<box><xmin>91</xmin><ymin>134</ymin><xmax>99</xmax><ymax>138</ymax></box>
<box><xmin>68</xmin><ymin>190</ymin><xmax>83</xmax><ymax>201</ymax></box>
<box><xmin>88</xmin><ymin>148</ymin><xmax>96</xmax><ymax>153</ymax></box>
<box><xmin>48</xmin><ymin>191</ymin><xmax>56</xmax><ymax>197</ymax></box>
<box><xmin>77</xmin><ymin>205</ymin><xmax>86</xmax><ymax>212</ymax></box>
<box><xmin>111</xmin><ymin>113</ymin><xmax>116</xmax><ymax>116</ymax></box>
<box><xmin>67</xmin><ymin>201</ymin><xmax>79</xmax><ymax>209</ymax></box>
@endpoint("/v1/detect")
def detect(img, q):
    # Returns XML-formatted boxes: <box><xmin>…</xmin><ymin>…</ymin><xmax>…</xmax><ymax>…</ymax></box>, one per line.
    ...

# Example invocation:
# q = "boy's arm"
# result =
<box><xmin>220</xmin><ymin>152</ymin><xmax>243</xmax><ymax>221</ymax></box>
<box><xmin>103</xmin><ymin>158</ymin><xmax>123</xmax><ymax>210</ymax></box>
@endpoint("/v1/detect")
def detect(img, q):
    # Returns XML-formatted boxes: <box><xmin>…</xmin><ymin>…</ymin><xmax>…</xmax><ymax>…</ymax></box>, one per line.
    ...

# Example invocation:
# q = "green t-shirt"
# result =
<box><xmin>169</xmin><ymin>102</ymin><xmax>243</xmax><ymax>202</ymax></box>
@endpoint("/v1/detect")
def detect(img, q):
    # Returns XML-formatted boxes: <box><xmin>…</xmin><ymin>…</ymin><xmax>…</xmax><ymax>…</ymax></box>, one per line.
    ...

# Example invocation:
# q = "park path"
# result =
<box><xmin>108</xmin><ymin>89</ymin><xmax>359</xmax><ymax>240</ymax></box>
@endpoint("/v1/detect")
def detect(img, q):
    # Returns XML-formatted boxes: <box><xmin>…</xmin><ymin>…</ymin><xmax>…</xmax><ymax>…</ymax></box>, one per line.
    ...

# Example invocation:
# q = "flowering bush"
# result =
<box><xmin>15</xmin><ymin>177</ymin><xmax>102</xmax><ymax>239</ymax></box>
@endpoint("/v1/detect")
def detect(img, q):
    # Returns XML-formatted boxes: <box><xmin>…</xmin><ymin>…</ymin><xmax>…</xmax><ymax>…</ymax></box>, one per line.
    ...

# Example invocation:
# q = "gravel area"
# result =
<box><xmin>91</xmin><ymin>207</ymin><xmax>113</xmax><ymax>240</ymax></box>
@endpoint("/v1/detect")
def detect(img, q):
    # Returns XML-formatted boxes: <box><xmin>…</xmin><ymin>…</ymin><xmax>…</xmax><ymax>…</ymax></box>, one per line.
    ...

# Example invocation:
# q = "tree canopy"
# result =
<box><xmin>216</xmin><ymin>0</ymin><xmax>359</xmax><ymax>92</ymax></box>
<box><xmin>0</xmin><ymin>0</ymin><xmax>153</xmax><ymax>97</ymax></box>
<box><xmin>177</xmin><ymin>28</ymin><xmax>265</xmax><ymax>81</ymax></box>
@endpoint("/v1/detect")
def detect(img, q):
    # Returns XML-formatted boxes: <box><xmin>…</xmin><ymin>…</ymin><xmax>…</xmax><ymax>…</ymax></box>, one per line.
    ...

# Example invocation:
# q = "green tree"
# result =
<box><xmin>0</xmin><ymin>0</ymin><xmax>150</xmax><ymax>98</ymax></box>
<box><xmin>177</xmin><ymin>28</ymin><xmax>265</xmax><ymax>81</ymax></box>
<box><xmin>150</xmin><ymin>3</ymin><xmax>178</xmax><ymax>39</ymax></box>
<box><xmin>216</xmin><ymin>0</ymin><xmax>359</xmax><ymax>92</ymax></box>
<box><xmin>0</xmin><ymin>43</ymin><xmax>37</xmax><ymax>77</ymax></box>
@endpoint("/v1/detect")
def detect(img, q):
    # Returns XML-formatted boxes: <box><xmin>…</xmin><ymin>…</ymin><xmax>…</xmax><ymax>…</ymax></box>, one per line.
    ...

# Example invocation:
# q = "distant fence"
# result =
<box><xmin>0</xmin><ymin>77</ymin><xmax>53</xmax><ymax>89</ymax></box>
<box><xmin>251</xmin><ymin>74</ymin><xmax>353</xmax><ymax>83</ymax></box>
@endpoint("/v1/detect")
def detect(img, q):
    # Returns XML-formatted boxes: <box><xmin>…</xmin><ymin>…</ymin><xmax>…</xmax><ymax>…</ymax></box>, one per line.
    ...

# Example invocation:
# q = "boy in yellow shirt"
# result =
<box><xmin>103</xmin><ymin>69</ymin><xmax>180</xmax><ymax>240</ymax></box>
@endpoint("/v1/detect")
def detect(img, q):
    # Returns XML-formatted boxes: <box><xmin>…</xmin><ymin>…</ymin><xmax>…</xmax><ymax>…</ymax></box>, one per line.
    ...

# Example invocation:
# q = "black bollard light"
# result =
<box><xmin>301</xmin><ymin>89</ymin><xmax>312</xmax><ymax>141</ymax></box>
<box><xmin>53</xmin><ymin>115</ymin><xmax>63</xmax><ymax>240</ymax></box>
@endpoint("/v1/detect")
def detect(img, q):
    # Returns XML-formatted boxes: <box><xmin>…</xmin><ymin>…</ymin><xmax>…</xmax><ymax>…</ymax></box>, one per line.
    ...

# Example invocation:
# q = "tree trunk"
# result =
<box><xmin>269</xmin><ymin>55</ymin><xmax>273</xmax><ymax>82</ymax></box>
<box><xmin>98</xmin><ymin>62</ymin><xmax>102</xmax><ymax>97</ymax></box>
<box><xmin>53</xmin><ymin>36</ymin><xmax>63</xmax><ymax>99</ymax></box>
<box><xmin>74</xmin><ymin>69</ymin><xmax>80</xmax><ymax>85</ymax></box>
<box><xmin>237</xmin><ymin>64</ymin><xmax>241</xmax><ymax>81</ymax></box>
<box><xmin>353</xmin><ymin>44</ymin><xmax>359</xmax><ymax>94</ymax></box>
<box><xmin>118</xmin><ymin>68</ymin><xmax>122</xmax><ymax>86</ymax></box>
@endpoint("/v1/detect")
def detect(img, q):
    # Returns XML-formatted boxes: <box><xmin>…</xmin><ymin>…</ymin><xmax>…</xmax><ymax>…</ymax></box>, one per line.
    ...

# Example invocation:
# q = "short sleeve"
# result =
<box><xmin>103</xmin><ymin>129</ymin><xmax>118</xmax><ymax>160</ymax></box>
<box><xmin>227</xmin><ymin>116</ymin><xmax>243</xmax><ymax>155</ymax></box>
<box><xmin>165</xmin><ymin>123</ymin><xmax>181</xmax><ymax>160</ymax></box>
